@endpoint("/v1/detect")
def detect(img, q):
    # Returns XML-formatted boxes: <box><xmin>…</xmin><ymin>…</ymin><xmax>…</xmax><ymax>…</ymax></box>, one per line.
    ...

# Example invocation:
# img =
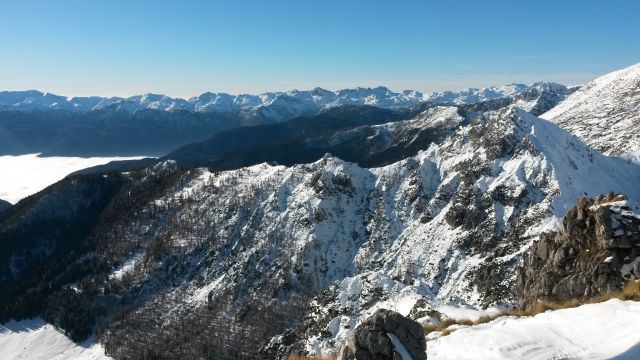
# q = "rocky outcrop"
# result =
<box><xmin>517</xmin><ymin>194</ymin><xmax>640</xmax><ymax>309</ymax></box>
<box><xmin>338</xmin><ymin>309</ymin><xmax>426</xmax><ymax>360</ymax></box>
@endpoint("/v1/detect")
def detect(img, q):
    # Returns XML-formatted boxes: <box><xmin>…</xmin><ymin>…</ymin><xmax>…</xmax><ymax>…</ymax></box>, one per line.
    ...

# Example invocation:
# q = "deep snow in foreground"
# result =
<box><xmin>0</xmin><ymin>153</ymin><xmax>143</xmax><ymax>204</ymax></box>
<box><xmin>0</xmin><ymin>318</ymin><xmax>112</xmax><ymax>360</ymax></box>
<box><xmin>428</xmin><ymin>299</ymin><xmax>640</xmax><ymax>360</ymax></box>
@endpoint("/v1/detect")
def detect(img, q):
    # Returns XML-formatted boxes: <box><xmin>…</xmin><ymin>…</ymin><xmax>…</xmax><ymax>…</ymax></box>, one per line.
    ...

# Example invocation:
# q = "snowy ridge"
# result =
<box><xmin>541</xmin><ymin>63</ymin><xmax>640</xmax><ymax>157</ymax></box>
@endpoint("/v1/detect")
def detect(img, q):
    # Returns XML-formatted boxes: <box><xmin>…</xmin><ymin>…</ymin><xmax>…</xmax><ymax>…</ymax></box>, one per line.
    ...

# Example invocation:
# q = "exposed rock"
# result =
<box><xmin>259</xmin><ymin>329</ymin><xmax>300</xmax><ymax>359</ymax></box>
<box><xmin>517</xmin><ymin>194</ymin><xmax>640</xmax><ymax>309</ymax></box>
<box><xmin>338</xmin><ymin>309</ymin><xmax>426</xmax><ymax>360</ymax></box>
<box><xmin>407</xmin><ymin>299</ymin><xmax>442</xmax><ymax>322</ymax></box>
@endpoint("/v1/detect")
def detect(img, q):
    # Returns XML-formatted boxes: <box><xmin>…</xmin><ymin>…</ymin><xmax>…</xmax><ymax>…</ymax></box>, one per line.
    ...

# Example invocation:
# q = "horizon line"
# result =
<box><xmin>1</xmin><ymin>80</ymin><xmax>581</xmax><ymax>101</ymax></box>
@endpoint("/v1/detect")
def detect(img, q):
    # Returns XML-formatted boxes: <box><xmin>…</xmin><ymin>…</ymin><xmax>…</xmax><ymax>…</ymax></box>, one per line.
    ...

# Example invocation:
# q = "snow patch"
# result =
<box><xmin>108</xmin><ymin>253</ymin><xmax>143</xmax><ymax>281</ymax></box>
<box><xmin>387</xmin><ymin>332</ymin><xmax>413</xmax><ymax>360</ymax></box>
<box><xmin>0</xmin><ymin>318</ymin><xmax>112</xmax><ymax>360</ymax></box>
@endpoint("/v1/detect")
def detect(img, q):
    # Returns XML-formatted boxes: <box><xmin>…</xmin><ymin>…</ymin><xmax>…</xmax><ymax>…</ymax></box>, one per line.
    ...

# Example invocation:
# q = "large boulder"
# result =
<box><xmin>338</xmin><ymin>308</ymin><xmax>426</xmax><ymax>360</ymax></box>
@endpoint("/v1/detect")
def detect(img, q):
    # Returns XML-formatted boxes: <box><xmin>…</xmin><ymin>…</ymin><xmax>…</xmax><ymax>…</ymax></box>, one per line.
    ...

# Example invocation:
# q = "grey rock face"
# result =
<box><xmin>517</xmin><ymin>194</ymin><xmax>640</xmax><ymax>309</ymax></box>
<box><xmin>338</xmin><ymin>309</ymin><xmax>426</xmax><ymax>360</ymax></box>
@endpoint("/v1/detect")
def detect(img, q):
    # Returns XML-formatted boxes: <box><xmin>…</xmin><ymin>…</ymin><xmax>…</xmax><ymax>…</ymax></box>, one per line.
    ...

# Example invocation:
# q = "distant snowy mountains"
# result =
<box><xmin>0</xmin><ymin>82</ymin><xmax>573</xmax><ymax>157</ymax></box>
<box><xmin>1</xmin><ymin>83</ymin><xmax>565</xmax><ymax>123</ymax></box>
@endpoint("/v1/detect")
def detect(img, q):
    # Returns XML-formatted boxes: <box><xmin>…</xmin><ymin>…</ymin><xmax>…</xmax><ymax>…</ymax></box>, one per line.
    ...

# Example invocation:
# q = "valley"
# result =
<box><xmin>0</xmin><ymin>154</ymin><xmax>145</xmax><ymax>204</ymax></box>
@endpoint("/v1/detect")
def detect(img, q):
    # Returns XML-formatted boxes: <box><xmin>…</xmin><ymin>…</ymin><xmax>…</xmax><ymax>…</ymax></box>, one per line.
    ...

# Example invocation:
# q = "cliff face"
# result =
<box><xmin>517</xmin><ymin>194</ymin><xmax>640</xmax><ymax>309</ymax></box>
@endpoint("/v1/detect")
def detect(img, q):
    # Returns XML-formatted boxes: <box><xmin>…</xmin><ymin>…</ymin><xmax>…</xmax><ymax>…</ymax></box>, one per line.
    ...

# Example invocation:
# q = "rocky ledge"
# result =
<box><xmin>517</xmin><ymin>194</ymin><xmax>640</xmax><ymax>309</ymax></box>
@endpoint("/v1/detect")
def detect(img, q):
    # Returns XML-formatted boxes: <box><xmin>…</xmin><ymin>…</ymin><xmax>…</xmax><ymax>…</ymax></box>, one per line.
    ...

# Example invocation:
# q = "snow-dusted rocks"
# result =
<box><xmin>541</xmin><ymin>63</ymin><xmax>640</xmax><ymax>157</ymax></box>
<box><xmin>423</xmin><ymin>83</ymin><xmax>529</xmax><ymax>105</ymax></box>
<box><xmin>337</xmin><ymin>308</ymin><xmax>426</xmax><ymax>360</ymax></box>
<box><xmin>511</xmin><ymin>82</ymin><xmax>572</xmax><ymax>115</ymax></box>
<box><xmin>517</xmin><ymin>195</ymin><xmax>640</xmax><ymax>308</ymax></box>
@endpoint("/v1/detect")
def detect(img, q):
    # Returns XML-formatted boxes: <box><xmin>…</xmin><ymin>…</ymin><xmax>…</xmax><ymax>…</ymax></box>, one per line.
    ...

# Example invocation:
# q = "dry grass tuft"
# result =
<box><xmin>425</xmin><ymin>280</ymin><xmax>640</xmax><ymax>338</ymax></box>
<box><xmin>588</xmin><ymin>279</ymin><xmax>640</xmax><ymax>302</ymax></box>
<box><xmin>288</xmin><ymin>352</ymin><xmax>337</xmax><ymax>360</ymax></box>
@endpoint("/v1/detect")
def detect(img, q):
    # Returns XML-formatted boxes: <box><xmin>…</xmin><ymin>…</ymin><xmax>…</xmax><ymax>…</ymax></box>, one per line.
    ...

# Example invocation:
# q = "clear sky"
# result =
<box><xmin>1</xmin><ymin>0</ymin><xmax>639</xmax><ymax>98</ymax></box>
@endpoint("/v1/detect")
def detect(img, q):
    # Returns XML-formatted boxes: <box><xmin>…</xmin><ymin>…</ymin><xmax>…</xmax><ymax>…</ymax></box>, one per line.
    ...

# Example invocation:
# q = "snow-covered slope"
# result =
<box><xmin>0</xmin><ymin>83</ymin><xmax>562</xmax><ymax>123</ymax></box>
<box><xmin>297</xmin><ymin>107</ymin><xmax>640</xmax><ymax>355</ymax></box>
<box><xmin>0</xmin><ymin>319</ymin><xmax>112</xmax><ymax>360</ymax></box>
<box><xmin>541</xmin><ymin>63</ymin><xmax>640</xmax><ymax>157</ymax></box>
<box><xmin>428</xmin><ymin>299</ymin><xmax>640</xmax><ymax>360</ymax></box>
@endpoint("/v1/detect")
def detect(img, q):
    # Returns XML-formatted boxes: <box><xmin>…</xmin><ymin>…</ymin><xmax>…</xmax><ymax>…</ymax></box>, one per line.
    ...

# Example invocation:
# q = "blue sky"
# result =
<box><xmin>1</xmin><ymin>0</ymin><xmax>639</xmax><ymax>97</ymax></box>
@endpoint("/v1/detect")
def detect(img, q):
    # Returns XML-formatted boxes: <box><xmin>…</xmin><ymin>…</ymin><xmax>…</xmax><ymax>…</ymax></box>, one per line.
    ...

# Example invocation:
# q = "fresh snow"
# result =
<box><xmin>0</xmin><ymin>318</ymin><xmax>112</xmax><ymax>360</ymax></box>
<box><xmin>515</xmin><ymin>109</ymin><xmax>640</xmax><ymax>216</ymax></box>
<box><xmin>428</xmin><ymin>299</ymin><xmax>640</xmax><ymax>360</ymax></box>
<box><xmin>108</xmin><ymin>253</ymin><xmax>144</xmax><ymax>280</ymax></box>
<box><xmin>388</xmin><ymin>332</ymin><xmax>413</xmax><ymax>360</ymax></box>
<box><xmin>541</xmin><ymin>63</ymin><xmax>640</xmax><ymax>157</ymax></box>
<box><xmin>623</xmin><ymin>150</ymin><xmax>640</xmax><ymax>165</ymax></box>
<box><xmin>434</xmin><ymin>304</ymin><xmax>502</xmax><ymax>322</ymax></box>
<box><xmin>0</xmin><ymin>153</ymin><xmax>144</xmax><ymax>204</ymax></box>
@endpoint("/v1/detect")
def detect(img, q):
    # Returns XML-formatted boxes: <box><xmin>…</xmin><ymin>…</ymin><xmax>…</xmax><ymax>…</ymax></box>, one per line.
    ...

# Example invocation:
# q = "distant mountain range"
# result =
<box><xmin>0</xmin><ymin>84</ymin><xmax>546</xmax><ymax>119</ymax></box>
<box><xmin>0</xmin><ymin>82</ymin><xmax>571</xmax><ymax>157</ymax></box>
